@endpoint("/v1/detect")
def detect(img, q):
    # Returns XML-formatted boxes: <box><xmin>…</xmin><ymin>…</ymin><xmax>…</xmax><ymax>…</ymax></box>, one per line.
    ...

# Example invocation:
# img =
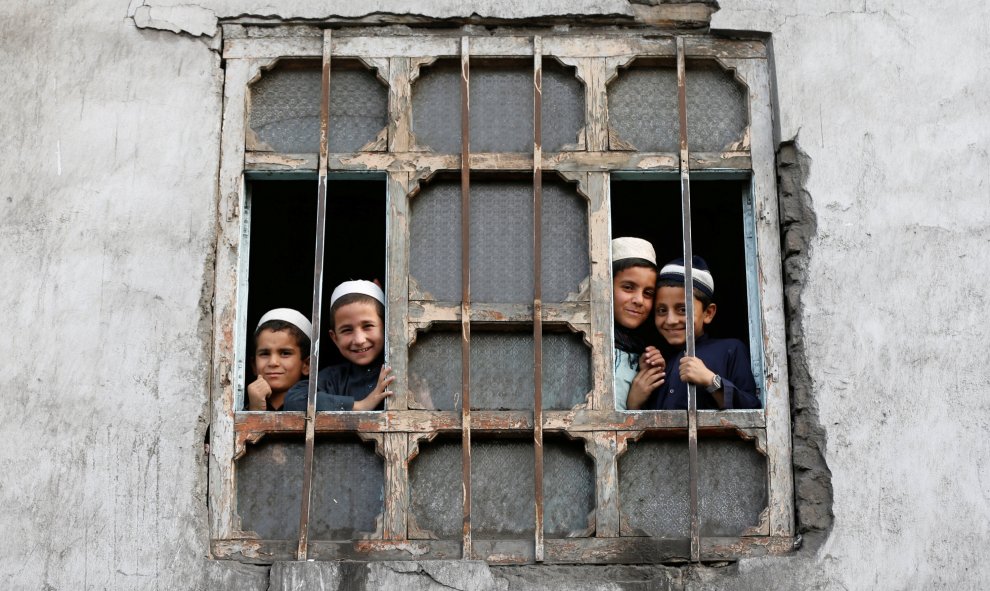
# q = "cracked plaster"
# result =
<box><xmin>133</xmin><ymin>4</ymin><xmax>218</xmax><ymax>37</ymax></box>
<box><xmin>129</xmin><ymin>0</ymin><xmax>636</xmax><ymax>33</ymax></box>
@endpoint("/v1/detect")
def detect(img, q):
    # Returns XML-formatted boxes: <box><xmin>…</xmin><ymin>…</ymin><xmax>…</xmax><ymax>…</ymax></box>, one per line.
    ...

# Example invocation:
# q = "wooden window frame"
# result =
<box><xmin>209</xmin><ymin>25</ymin><xmax>794</xmax><ymax>564</ymax></box>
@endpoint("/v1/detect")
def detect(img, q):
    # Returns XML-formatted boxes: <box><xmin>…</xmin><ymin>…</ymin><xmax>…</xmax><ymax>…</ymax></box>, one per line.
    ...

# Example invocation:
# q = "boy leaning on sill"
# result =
<box><xmin>628</xmin><ymin>256</ymin><xmax>761</xmax><ymax>411</ymax></box>
<box><xmin>283</xmin><ymin>280</ymin><xmax>394</xmax><ymax>412</ymax></box>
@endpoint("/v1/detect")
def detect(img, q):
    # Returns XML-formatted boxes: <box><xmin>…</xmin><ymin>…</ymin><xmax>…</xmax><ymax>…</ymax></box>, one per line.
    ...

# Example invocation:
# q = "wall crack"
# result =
<box><xmin>777</xmin><ymin>138</ymin><xmax>834</xmax><ymax>550</ymax></box>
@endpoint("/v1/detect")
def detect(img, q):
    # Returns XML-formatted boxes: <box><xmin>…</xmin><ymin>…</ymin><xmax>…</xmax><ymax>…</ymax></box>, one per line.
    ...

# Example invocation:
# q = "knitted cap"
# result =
<box><xmin>658</xmin><ymin>256</ymin><xmax>715</xmax><ymax>298</ymax></box>
<box><xmin>611</xmin><ymin>237</ymin><xmax>656</xmax><ymax>266</ymax></box>
<box><xmin>330</xmin><ymin>280</ymin><xmax>385</xmax><ymax>308</ymax></box>
<box><xmin>256</xmin><ymin>308</ymin><xmax>314</xmax><ymax>338</ymax></box>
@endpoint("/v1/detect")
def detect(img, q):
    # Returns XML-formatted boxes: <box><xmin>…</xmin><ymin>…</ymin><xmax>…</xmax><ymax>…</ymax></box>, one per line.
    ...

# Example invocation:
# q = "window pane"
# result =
<box><xmin>409</xmin><ymin>181</ymin><xmax>462</xmax><ymax>302</ymax></box>
<box><xmin>471</xmin><ymin>181</ymin><xmax>533</xmax><ymax>302</ymax></box>
<box><xmin>410</xmin><ymin>60</ymin><xmax>460</xmax><ymax>154</ymax></box>
<box><xmin>249</xmin><ymin>61</ymin><xmax>387</xmax><ymax>153</ymax></box>
<box><xmin>542</xmin><ymin>181</ymin><xmax>590</xmax><ymax>302</ymax></box>
<box><xmin>411</xmin><ymin>60</ymin><xmax>584</xmax><ymax>153</ymax></box>
<box><xmin>408</xmin><ymin>438</ymin><xmax>461</xmax><ymax>539</ymax></box>
<box><xmin>472</xmin><ymin>440</ymin><xmax>535</xmax><ymax>538</ymax></box>
<box><xmin>407</xmin><ymin>438</ymin><xmax>594</xmax><ymax>539</ymax></box>
<box><xmin>607</xmin><ymin>60</ymin><xmax>747</xmax><ymax>152</ymax></box>
<box><xmin>685</xmin><ymin>61</ymin><xmax>748</xmax><ymax>152</ymax></box>
<box><xmin>618</xmin><ymin>436</ymin><xmax>767</xmax><ymax>537</ymax></box>
<box><xmin>544</xmin><ymin>439</ymin><xmax>595</xmax><ymax>537</ymax></box>
<box><xmin>407</xmin><ymin>330</ymin><xmax>461</xmax><ymax>410</ymax></box>
<box><xmin>249</xmin><ymin>64</ymin><xmax>321</xmax><ymax>153</ymax></box>
<box><xmin>540</xmin><ymin>332</ymin><xmax>592</xmax><ymax>409</ymax></box>
<box><xmin>310</xmin><ymin>439</ymin><xmax>385</xmax><ymax>539</ymax></box>
<box><xmin>409</xmin><ymin>179</ymin><xmax>588</xmax><ymax>304</ymax></box>
<box><xmin>543</xmin><ymin>61</ymin><xmax>586</xmax><ymax>151</ymax></box>
<box><xmin>408</xmin><ymin>329</ymin><xmax>591</xmax><ymax>411</ymax></box>
<box><xmin>607</xmin><ymin>64</ymin><xmax>679</xmax><ymax>152</ymax></box>
<box><xmin>470</xmin><ymin>63</ymin><xmax>533</xmax><ymax>153</ymax></box>
<box><xmin>237</xmin><ymin>438</ymin><xmax>303</xmax><ymax>540</ymax></box>
<box><xmin>236</xmin><ymin>437</ymin><xmax>383</xmax><ymax>540</ymax></box>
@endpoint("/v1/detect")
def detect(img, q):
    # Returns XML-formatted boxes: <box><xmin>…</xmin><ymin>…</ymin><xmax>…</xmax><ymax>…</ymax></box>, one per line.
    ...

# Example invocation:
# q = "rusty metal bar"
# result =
<box><xmin>459</xmin><ymin>36</ymin><xmax>473</xmax><ymax>560</ymax></box>
<box><xmin>296</xmin><ymin>29</ymin><xmax>332</xmax><ymax>561</ymax></box>
<box><xmin>531</xmin><ymin>35</ymin><xmax>545</xmax><ymax>563</ymax></box>
<box><xmin>676</xmin><ymin>36</ymin><xmax>701</xmax><ymax>564</ymax></box>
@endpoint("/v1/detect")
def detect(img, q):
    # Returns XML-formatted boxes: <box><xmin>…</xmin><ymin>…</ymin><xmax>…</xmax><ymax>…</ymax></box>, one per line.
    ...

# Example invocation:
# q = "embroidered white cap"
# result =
<box><xmin>330</xmin><ymin>280</ymin><xmax>385</xmax><ymax>308</ymax></box>
<box><xmin>256</xmin><ymin>308</ymin><xmax>314</xmax><ymax>337</ymax></box>
<box><xmin>611</xmin><ymin>237</ymin><xmax>657</xmax><ymax>266</ymax></box>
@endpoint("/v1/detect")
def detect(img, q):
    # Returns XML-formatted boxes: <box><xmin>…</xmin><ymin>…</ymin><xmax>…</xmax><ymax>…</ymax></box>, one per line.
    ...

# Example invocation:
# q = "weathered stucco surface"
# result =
<box><xmin>0</xmin><ymin>1</ymin><xmax>224</xmax><ymax>588</ymax></box>
<box><xmin>1</xmin><ymin>0</ymin><xmax>988</xmax><ymax>589</ymax></box>
<box><xmin>708</xmin><ymin>1</ymin><xmax>990</xmax><ymax>588</ymax></box>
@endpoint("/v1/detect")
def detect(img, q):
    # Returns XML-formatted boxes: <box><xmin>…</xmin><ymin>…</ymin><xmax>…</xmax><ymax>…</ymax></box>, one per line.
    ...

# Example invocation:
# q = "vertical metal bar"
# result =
<box><xmin>296</xmin><ymin>30</ymin><xmax>332</xmax><ymax>561</ymax></box>
<box><xmin>676</xmin><ymin>36</ymin><xmax>701</xmax><ymax>564</ymax></box>
<box><xmin>459</xmin><ymin>36</ymin><xmax>473</xmax><ymax>560</ymax></box>
<box><xmin>531</xmin><ymin>35</ymin><xmax>545</xmax><ymax>563</ymax></box>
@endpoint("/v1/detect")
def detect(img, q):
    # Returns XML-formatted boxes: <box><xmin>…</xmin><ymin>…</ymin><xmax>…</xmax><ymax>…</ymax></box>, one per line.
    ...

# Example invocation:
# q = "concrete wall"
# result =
<box><xmin>0</xmin><ymin>1</ymin><xmax>987</xmax><ymax>589</ymax></box>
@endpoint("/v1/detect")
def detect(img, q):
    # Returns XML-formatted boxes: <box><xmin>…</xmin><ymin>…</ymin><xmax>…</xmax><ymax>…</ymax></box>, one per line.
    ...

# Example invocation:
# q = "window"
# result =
<box><xmin>209</xmin><ymin>26</ymin><xmax>794</xmax><ymax>563</ymax></box>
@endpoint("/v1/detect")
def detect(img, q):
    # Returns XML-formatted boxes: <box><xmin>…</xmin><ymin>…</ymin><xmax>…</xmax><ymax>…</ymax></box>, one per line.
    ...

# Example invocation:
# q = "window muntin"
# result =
<box><xmin>210</xmin><ymin>28</ymin><xmax>793</xmax><ymax>564</ymax></box>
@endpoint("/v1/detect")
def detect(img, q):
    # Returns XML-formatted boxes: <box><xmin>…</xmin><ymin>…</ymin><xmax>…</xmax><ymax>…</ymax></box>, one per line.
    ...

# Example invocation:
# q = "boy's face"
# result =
<box><xmin>330</xmin><ymin>301</ymin><xmax>385</xmax><ymax>366</ymax></box>
<box><xmin>613</xmin><ymin>266</ymin><xmax>657</xmax><ymax>330</ymax></box>
<box><xmin>654</xmin><ymin>286</ymin><xmax>716</xmax><ymax>347</ymax></box>
<box><xmin>252</xmin><ymin>329</ymin><xmax>310</xmax><ymax>394</ymax></box>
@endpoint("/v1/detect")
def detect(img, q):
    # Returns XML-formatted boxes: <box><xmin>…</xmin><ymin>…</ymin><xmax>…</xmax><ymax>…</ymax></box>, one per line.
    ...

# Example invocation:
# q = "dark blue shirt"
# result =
<box><xmin>645</xmin><ymin>335</ymin><xmax>761</xmax><ymax>410</ymax></box>
<box><xmin>282</xmin><ymin>357</ymin><xmax>384</xmax><ymax>411</ymax></box>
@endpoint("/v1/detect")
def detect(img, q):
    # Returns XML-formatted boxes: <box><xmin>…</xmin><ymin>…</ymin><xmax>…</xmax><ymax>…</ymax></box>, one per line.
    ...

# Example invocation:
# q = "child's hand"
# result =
<box><xmin>679</xmin><ymin>356</ymin><xmax>715</xmax><ymax>388</ymax></box>
<box><xmin>353</xmin><ymin>365</ymin><xmax>395</xmax><ymax>411</ymax></box>
<box><xmin>640</xmin><ymin>346</ymin><xmax>665</xmax><ymax>371</ymax></box>
<box><xmin>626</xmin><ymin>364</ymin><xmax>665</xmax><ymax>410</ymax></box>
<box><xmin>247</xmin><ymin>376</ymin><xmax>272</xmax><ymax>411</ymax></box>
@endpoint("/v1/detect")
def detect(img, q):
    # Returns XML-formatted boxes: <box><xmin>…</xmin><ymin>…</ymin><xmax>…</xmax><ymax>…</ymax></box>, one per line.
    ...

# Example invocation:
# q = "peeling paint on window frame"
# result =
<box><xmin>208</xmin><ymin>24</ymin><xmax>795</xmax><ymax>564</ymax></box>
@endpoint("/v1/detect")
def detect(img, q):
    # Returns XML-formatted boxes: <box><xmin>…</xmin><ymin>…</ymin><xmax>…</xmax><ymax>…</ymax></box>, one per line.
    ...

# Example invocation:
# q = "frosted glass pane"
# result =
<box><xmin>249</xmin><ymin>64</ymin><xmax>387</xmax><ymax>153</ymax></box>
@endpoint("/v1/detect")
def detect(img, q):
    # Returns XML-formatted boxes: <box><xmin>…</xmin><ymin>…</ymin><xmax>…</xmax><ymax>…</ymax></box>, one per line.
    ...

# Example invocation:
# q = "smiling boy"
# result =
<box><xmin>628</xmin><ymin>256</ymin><xmax>761</xmax><ymax>411</ymax></box>
<box><xmin>611</xmin><ymin>237</ymin><xmax>665</xmax><ymax>411</ymax></box>
<box><xmin>247</xmin><ymin>308</ymin><xmax>313</xmax><ymax>411</ymax></box>
<box><xmin>283</xmin><ymin>280</ymin><xmax>394</xmax><ymax>412</ymax></box>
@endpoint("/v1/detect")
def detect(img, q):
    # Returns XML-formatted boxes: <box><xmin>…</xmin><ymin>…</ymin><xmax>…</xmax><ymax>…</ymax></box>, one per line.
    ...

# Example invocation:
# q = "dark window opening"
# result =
<box><xmin>244</xmin><ymin>178</ymin><xmax>387</xmax><ymax>399</ymax></box>
<box><xmin>610</xmin><ymin>179</ymin><xmax>751</xmax><ymax>345</ymax></box>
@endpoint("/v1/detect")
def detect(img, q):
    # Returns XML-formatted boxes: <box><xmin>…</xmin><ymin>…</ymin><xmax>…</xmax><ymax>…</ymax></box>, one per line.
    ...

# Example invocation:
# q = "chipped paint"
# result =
<box><xmin>133</xmin><ymin>4</ymin><xmax>218</xmax><ymax>37</ymax></box>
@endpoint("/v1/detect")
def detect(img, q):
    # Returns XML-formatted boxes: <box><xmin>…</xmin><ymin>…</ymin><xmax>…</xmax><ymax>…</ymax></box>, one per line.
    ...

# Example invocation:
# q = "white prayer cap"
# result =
<box><xmin>330</xmin><ymin>280</ymin><xmax>385</xmax><ymax>308</ymax></box>
<box><xmin>611</xmin><ymin>237</ymin><xmax>657</xmax><ymax>266</ymax></box>
<box><xmin>659</xmin><ymin>256</ymin><xmax>715</xmax><ymax>298</ymax></box>
<box><xmin>256</xmin><ymin>308</ymin><xmax>314</xmax><ymax>337</ymax></box>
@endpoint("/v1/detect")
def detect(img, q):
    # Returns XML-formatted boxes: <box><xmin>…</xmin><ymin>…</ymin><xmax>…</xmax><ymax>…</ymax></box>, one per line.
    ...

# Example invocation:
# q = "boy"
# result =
<box><xmin>283</xmin><ymin>280</ymin><xmax>394</xmax><ymax>411</ymax></box>
<box><xmin>628</xmin><ymin>256</ymin><xmax>761</xmax><ymax>410</ymax></box>
<box><xmin>248</xmin><ymin>308</ymin><xmax>312</xmax><ymax>411</ymax></box>
<box><xmin>611</xmin><ymin>237</ymin><xmax>665</xmax><ymax>411</ymax></box>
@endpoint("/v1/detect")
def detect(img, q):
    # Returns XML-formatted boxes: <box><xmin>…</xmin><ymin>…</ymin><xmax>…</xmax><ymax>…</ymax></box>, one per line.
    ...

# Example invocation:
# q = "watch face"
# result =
<box><xmin>707</xmin><ymin>374</ymin><xmax>722</xmax><ymax>393</ymax></box>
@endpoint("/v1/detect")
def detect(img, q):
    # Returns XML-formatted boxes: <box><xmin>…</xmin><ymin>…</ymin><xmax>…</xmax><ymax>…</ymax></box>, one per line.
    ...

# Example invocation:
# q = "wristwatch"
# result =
<box><xmin>706</xmin><ymin>374</ymin><xmax>722</xmax><ymax>394</ymax></box>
